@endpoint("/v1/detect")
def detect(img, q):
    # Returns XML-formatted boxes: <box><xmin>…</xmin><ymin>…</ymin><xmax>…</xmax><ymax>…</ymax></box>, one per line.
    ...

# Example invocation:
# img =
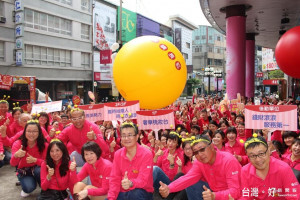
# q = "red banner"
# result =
<box><xmin>0</xmin><ymin>74</ymin><xmax>13</xmax><ymax>90</ymax></box>
<box><xmin>263</xmin><ymin>79</ymin><xmax>280</xmax><ymax>85</ymax></box>
<box><xmin>100</xmin><ymin>49</ymin><xmax>112</xmax><ymax>64</ymax></box>
<box><xmin>136</xmin><ymin>110</ymin><xmax>174</xmax><ymax>130</ymax></box>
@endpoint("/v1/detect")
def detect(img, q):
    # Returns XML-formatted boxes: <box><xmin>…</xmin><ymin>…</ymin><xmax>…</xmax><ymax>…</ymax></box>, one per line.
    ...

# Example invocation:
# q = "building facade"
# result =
<box><xmin>192</xmin><ymin>25</ymin><xmax>226</xmax><ymax>94</ymax></box>
<box><xmin>0</xmin><ymin>0</ymin><xmax>93</xmax><ymax>104</ymax></box>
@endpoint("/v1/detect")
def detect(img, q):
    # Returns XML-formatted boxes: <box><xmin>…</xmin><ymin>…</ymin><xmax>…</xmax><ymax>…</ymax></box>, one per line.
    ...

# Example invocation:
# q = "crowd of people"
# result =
<box><xmin>0</xmin><ymin>93</ymin><xmax>299</xmax><ymax>200</ymax></box>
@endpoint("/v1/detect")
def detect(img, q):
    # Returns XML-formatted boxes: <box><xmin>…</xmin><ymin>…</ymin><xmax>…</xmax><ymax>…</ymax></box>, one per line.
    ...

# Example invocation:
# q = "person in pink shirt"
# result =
<box><xmin>10</xmin><ymin>120</ymin><xmax>48</xmax><ymax>197</ymax></box>
<box><xmin>57</xmin><ymin>108</ymin><xmax>109</xmax><ymax>167</ymax></box>
<box><xmin>153</xmin><ymin>132</ymin><xmax>184</xmax><ymax>191</ymax></box>
<box><xmin>39</xmin><ymin>139</ymin><xmax>77</xmax><ymax>200</ymax></box>
<box><xmin>0</xmin><ymin>136</ymin><xmax>4</xmax><ymax>168</ymax></box>
<box><xmin>282</xmin><ymin>138</ymin><xmax>300</xmax><ymax>170</ymax></box>
<box><xmin>212</xmin><ymin>130</ymin><xmax>226</xmax><ymax>151</ymax></box>
<box><xmin>103</xmin><ymin>126</ymin><xmax>121</xmax><ymax>162</ymax></box>
<box><xmin>107</xmin><ymin>122</ymin><xmax>153</xmax><ymax>200</ymax></box>
<box><xmin>240</xmin><ymin>135</ymin><xmax>299</xmax><ymax>199</ymax></box>
<box><xmin>159</xmin><ymin>135</ymin><xmax>242</xmax><ymax>200</ymax></box>
<box><xmin>9</xmin><ymin>106</ymin><xmax>23</xmax><ymax>137</ymax></box>
<box><xmin>73</xmin><ymin>141</ymin><xmax>112</xmax><ymax>200</ymax></box>
<box><xmin>282</xmin><ymin>131</ymin><xmax>298</xmax><ymax>157</ymax></box>
<box><xmin>38</xmin><ymin>112</ymin><xmax>52</xmax><ymax>134</ymax></box>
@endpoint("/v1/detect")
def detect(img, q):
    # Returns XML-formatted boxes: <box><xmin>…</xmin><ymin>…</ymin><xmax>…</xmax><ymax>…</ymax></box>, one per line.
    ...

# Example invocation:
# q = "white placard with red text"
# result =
<box><xmin>78</xmin><ymin>104</ymin><xmax>104</xmax><ymax>122</ymax></box>
<box><xmin>137</xmin><ymin>110</ymin><xmax>175</xmax><ymax>130</ymax></box>
<box><xmin>104</xmin><ymin>101</ymin><xmax>139</xmax><ymax>121</ymax></box>
<box><xmin>245</xmin><ymin>105</ymin><xmax>297</xmax><ymax>131</ymax></box>
<box><xmin>31</xmin><ymin>101</ymin><xmax>62</xmax><ymax>114</ymax></box>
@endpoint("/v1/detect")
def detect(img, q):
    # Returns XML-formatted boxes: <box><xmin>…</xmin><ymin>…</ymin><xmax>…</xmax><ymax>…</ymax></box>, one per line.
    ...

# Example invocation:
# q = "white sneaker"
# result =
<box><xmin>21</xmin><ymin>190</ymin><xmax>30</xmax><ymax>197</ymax></box>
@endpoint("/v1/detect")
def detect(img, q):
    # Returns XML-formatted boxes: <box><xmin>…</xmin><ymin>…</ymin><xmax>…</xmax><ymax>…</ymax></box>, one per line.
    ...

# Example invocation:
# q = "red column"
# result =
<box><xmin>225</xmin><ymin>5</ymin><xmax>246</xmax><ymax>100</ymax></box>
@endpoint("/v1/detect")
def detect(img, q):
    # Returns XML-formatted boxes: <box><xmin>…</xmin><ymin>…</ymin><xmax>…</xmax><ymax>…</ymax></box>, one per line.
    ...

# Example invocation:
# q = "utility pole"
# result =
<box><xmin>118</xmin><ymin>0</ymin><xmax>122</xmax><ymax>45</ymax></box>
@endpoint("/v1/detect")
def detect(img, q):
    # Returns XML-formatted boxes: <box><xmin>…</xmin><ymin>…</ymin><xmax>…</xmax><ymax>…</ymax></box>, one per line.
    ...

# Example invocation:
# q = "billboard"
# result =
<box><xmin>262</xmin><ymin>48</ymin><xmax>279</xmax><ymax>71</ymax></box>
<box><xmin>136</xmin><ymin>14</ymin><xmax>160</xmax><ymax>37</ymax></box>
<box><xmin>118</xmin><ymin>7</ymin><xmax>136</xmax><ymax>43</ymax></box>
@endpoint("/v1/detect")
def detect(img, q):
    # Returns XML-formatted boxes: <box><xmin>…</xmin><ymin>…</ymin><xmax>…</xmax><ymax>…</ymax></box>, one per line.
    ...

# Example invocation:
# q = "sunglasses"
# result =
<box><xmin>193</xmin><ymin>142</ymin><xmax>211</xmax><ymax>156</ymax></box>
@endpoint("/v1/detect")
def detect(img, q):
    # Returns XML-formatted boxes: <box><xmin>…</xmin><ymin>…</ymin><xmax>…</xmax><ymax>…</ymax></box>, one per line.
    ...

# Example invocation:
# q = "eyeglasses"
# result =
<box><xmin>71</xmin><ymin>116</ymin><xmax>84</xmax><ymax>121</ymax></box>
<box><xmin>184</xmin><ymin>147</ymin><xmax>192</xmax><ymax>151</ymax></box>
<box><xmin>121</xmin><ymin>134</ymin><xmax>136</xmax><ymax>139</ymax></box>
<box><xmin>248</xmin><ymin>149</ymin><xmax>268</xmax><ymax>160</ymax></box>
<box><xmin>26</xmin><ymin>130</ymin><xmax>39</xmax><ymax>134</ymax></box>
<box><xmin>193</xmin><ymin>142</ymin><xmax>211</xmax><ymax>156</ymax></box>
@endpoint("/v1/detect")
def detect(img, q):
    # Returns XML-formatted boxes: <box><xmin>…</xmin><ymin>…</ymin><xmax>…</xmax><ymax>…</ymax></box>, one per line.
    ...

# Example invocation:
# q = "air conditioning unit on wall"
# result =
<box><xmin>0</xmin><ymin>16</ymin><xmax>6</xmax><ymax>23</ymax></box>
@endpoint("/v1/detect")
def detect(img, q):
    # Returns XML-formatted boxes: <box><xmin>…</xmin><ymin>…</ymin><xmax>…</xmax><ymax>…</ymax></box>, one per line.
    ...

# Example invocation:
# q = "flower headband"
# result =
<box><xmin>191</xmin><ymin>138</ymin><xmax>211</xmax><ymax>146</ymax></box>
<box><xmin>70</xmin><ymin>105</ymin><xmax>83</xmax><ymax>113</ymax></box>
<box><xmin>169</xmin><ymin>131</ymin><xmax>182</xmax><ymax>138</ymax></box>
<box><xmin>27</xmin><ymin>119</ymin><xmax>39</xmax><ymax>124</ymax></box>
<box><xmin>50</xmin><ymin>138</ymin><xmax>62</xmax><ymax>143</ymax></box>
<box><xmin>121</xmin><ymin>121</ymin><xmax>137</xmax><ymax>132</ymax></box>
<box><xmin>242</xmin><ymin>133</ymin><xmax>267</xmax><ymax>149</ymax></box>
<box><xmin>182</xmin><ymin>136</ymin><xmax>196</xmax><ymax>142</ymax></box>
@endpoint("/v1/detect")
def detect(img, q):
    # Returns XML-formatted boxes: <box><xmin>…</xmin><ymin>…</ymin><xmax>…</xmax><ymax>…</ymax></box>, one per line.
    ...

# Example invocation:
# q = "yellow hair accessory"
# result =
<box><xmin>169</xmin><ymin>131</ymin><xmax>182</xmax><ymax>138</ymax></box>
<box><xmin>70</xmin><ymin>105</ymin><xmax>83</xmax><ymax>113</ymax></box>
<box><xmin>50</xmin><ymin>138</ymin><xmax>61</xmax><ymax>143</ymax></box>
<box><xmin>170</xmin><ymin>124</ymin><xmax>173</xmax><ymax>128</ymax></box>
<box><xmin>56</xmin><ymin>131</ymin><xmax>61</xmax><ymax>135</ymax></box>
<box><xmin>128</xmin><ymin>113</ymin><xmax>132</xmax><ymax>117</ymax></box>
<box><xmin>244</xmin><ymin>137</ymin><xmax>267</xmax><ymax>149</ymax></box>
<box><xmin>0</xmin><ymin>95</ymin><xmax>10</xmax><ymax>103</ymax></box>
<box><xmin>185</xmin><ymin>132</ymin><xmax>189</xmax><ymax>136</ymax></box>
<box><xmin>37</xmin><ymin>114</ymin><xmax>40</xmax><ymax>117</ymax></box>
<box><xmin>191</xmin><ymin>136</ymin><xmax>196</xmax><ymax>140</ymax></box>
<box><xmin>32</xmin><ymin>113</ymin><xmax>36</xmax><ymax>117</ymax></box>
<box><xmin>27</xmin><ymin>119</ymin><xmax>39</xmax><ymax>124</ymax></box>
<box><xmin>240</xmin><ymin>139</ymin><xmax>245</xmax><ymax>144</ymax></box>
<box><xmin>182</xmin><ymin>137</ymin><xmax>194</xmax><ymax>142</ymax></box>
<box><xmin>68</xmin><ymin>105</ymin><xmax>71</xmax><ymax>108</ymax></box>
<box><xmin>253</xmin><ymin>133</ymin><xmax>258</xmax><ymax>138</ymax></box>
<box><xmin>121</xmin><ymin>121</ymin><xmax>137</xmax><ymax>131</ymax></box>
<box><xmin>13</xmin><ymin>102</ymin><xmax>21</xmax><ymax>110</ymax></box>
<box><xmin>120</xmin><ymin>114</ymin><xmax>124</xmax><ymax>118</ymax></box>
<box><xmin>177</xmin><ymin>127</ymin><xmax>181</xmax><ymax>131</ymax></box>
<box><xmin>191</xmin><ymin>138</ymin><xmax>211</xmax><ymax>146</ymax></box>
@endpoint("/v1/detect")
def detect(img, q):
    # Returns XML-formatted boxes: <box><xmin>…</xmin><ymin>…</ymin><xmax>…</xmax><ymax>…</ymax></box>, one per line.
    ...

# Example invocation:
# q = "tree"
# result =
<box><xmin>186</xmin><ymin>78</ymin><xmax>201</xmax><ymax>96</ymax></box>
<box><xmin>268</xmin><ymin>70</ymin><xmax>284</xmax><ymax>79</ymax></box>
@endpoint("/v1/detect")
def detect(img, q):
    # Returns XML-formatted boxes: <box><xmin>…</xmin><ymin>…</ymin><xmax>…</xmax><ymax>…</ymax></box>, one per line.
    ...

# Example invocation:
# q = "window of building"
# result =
<box><xmin>207</xmin><ymin>58</ymin><xmax>213</xmax><ymax>65</ymax></box>
<box><xmin>215</xmin><ymin>59</ymin><xmax>223</xmax><ymax>66</ymax></box>
<box><xmin>186</xmin><ymin>42</ymin><xmax>190</xmax><ymax>49</ymax></box>
<box><xmin>201</xmin><ymin>35</ymin><xmax>206</xmax><ymax>40</ymax></box>
<box><xmin>208</xmin><ymin>46</ymin><xmax>213</xmax><ymax>52</ymax></box>
<box><xmin>217</xmin><ymin>48</ymin><xmax>220</xmax><ymax>54</ymax></box>
<box><xmin>199</xmin><ymin>46</ymin><xmax>202</xmax><ymax>52</ymax></box>
<box><xmin>209</xmin><ymin>35</ymin><xmax>212</xmax><ymax>40</ymax></box>
<box><xmin>195</xmin><ymin>36</ymin><xmax>200</xmax><ymax>40</ymax></box>
<box><xmin>182</xmin><ymin>53</ymin><xmax>188</xmax><ymax>60</ymax></box>
<box><xmin>0</xmin><ymin>42</ymin><xmax>4</xmax><ymax>62</ymax></box>
<box><xmin>81</xmin><ymin>52</ymin><xmax>90</xmax><ymax>68</ymax></box>
<box><xmin>81</xmin><ymin>0</ymin><xmax>90</xmax><ymax>12</ymax></box>
<box><xmin>81</xmin><ymin>24</ymin><xmax>90</xmax><ymax>40</ymax></box>
<box><xmin>25</xmin><ymin>44</ymin><xmax>71</xmax><ymax>67</ymax></box>
<box><xmin>54</xmin><ymin>0</ymin><xmax>72</xmax><ymax>5</ymax></box>
<box><xmin>217</xmin><ymin>36</ymin><xmax>221</xmax><ymax>41</ymax></box>
<box><xmin>25</xmin><ymin>9</ymin><xmax>72</xmax><ymax>36</ymax></box>
<box><xmin>195</xmin><ymin>47</ymin><xmax>199</xmax><ymax>52</ymax></box>
<box><xmin>0</xmin><ymin>2</ymin><xmax>4</xmax><ymax>16</ymax></box>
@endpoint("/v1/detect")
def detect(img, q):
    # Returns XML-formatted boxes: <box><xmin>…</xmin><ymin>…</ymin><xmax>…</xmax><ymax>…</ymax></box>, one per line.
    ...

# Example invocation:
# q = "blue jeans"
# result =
<box><xmin>153</xmin><ymin>166</ymin><xmax>171</xmax><ymax>191</ymax></box>
<box><xmin>186</xmin><ymin>180</ymin><xmax>211</xmax><ymax>200</ymax></box>
<box><xmin>117</xmin><ymin>188</ymin><xmax>153</xmax><ymax>200</ymax></box>
<box><xmin>4</xmin><ymin>149</ymin><xmax>11</xmax><ymax>164</ymax></box>
<box><xmin>17</xmin><ymin>166</ymin><xmax>41</xmax><ymax>193</ymax></box>
<box><xmin>0</xmin><ymin>160</ymin><xmax>3</xmax><ymax>168</ymax></box>
<box><xmin>70</xmin><ymin>151</ymin><xmax>85</xmax><ymax>167</ymax></box>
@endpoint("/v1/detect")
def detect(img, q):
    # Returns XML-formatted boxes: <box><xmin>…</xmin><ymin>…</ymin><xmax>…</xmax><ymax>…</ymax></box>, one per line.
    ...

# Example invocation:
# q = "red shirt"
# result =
<box><xmin>10</xmin><ymin>140</ymin><xmax>48</xmax><ymax>168</ymax></box>
<box><xmin>40</xmin><ymin>161</ymin><xmax>77</xmax><ymax>192</ymax></box>
<box><xmin>76</xmin><ymin>157</ymin><xmax>112</xmax><ymax>196</ymax></box>
<box><xmin>9</xmin><ymin>121</ymin><xmax>23</xmax><ymax>137</ymax></box>
<box><xmin>225</xmin><ymin>140</ymin><xmax>246</xmax><ymax>156</ymax></box>
<box><xmin>58</xmin><ymin>120</ymin><xmax>109</xmax><ymax>155</ymax></box>
<box><xmin>282</xmin><ymin>154</ymin><xmax>300</xmax><ymax>170</ymax></box>
<box><xmin>107</xmin><ymin>144</ymin><xmax>154</xmax><ymax>200</ymax></box>
<box><xmin>168</xmin><ymin>150</ymin><xmax>242</xmax><ymax>199</ymax></box>
<box><xmin>155</xmin><ymin>148</ymin><xmax>184</xmax><ymax>181</ymax></box>
<box><xmin>0</xmin><ymin>136</ymin><xmax>3</xmax><ymax>153</ymax></box>
<box><xmin>182</xmin><ymin>160</ymin><xmax>193</xmax><ymax>174</ymax></box>
<box><xmin>240</xmin><ymin>157</ymin><xmax>299</xmax><ymax>200</ymax></box>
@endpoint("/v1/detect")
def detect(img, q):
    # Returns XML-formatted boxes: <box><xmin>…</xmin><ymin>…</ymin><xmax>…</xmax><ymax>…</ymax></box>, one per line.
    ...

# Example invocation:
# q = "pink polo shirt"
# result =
<box><xmin>76</xmin><ymin>157</ymin><xmax>112</xmax><ymax>196</ymax></box>
<box><xmin>0</xmin><ymin>136</ymin><xmax>3</xmax><ymax>154</ymax></box>
<box><xmin>58</xmin><ymin>120</ymin><xmax>109</xmax><ymax>155</ymax></box>
<box><xmin>10</xmin><ymin>140</ymin><xmax>48</xmax><ymax>168</ymax></box>
<box><xmin>168</xmin><ymin>150</ymin><xmax>242</xmax><ymax>200</ymax></box>
<box><xmin>41</xmin><ymin>161</ymin><xmax>77</xmax><ymax>192</ymax></box>
<box><xmin>182</xmin><ymin>160</ymin><xmax>193</xmax><ymax>174</ymax></box>
<box><xmin>282</xmin><ymin>154</ymin><xmax>300</xmax><ymax>170</ymax></box>
<box><xmin>155</xmin><ymin>148</ymin><xmax>184</xmax><ymax>181</ymax></box>
<box><xmin>240</xmin><ymin>157</ymin><xmax>299</xmax><ymax>200</ymax></box>
<box><xmin>225</xmin><ymin>140</ymin><xmax>246</xmax><ymax>156</ymax></box>
<box><xmin>107</xmin><ymin>144</ymin><xmax>154</xmax><ymax>200</ymax></box>
<box><xmin>9</xmin><ymin>121</ymin><xmax>23</xmax><ymax>137</ymax></box>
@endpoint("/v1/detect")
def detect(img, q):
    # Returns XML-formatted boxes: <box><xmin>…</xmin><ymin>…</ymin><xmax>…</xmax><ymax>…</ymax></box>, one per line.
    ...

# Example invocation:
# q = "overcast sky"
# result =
<box><xmin>105</xmin><ymin>0</ymin><xmax>210</xmax><ymax>26</ymax></box>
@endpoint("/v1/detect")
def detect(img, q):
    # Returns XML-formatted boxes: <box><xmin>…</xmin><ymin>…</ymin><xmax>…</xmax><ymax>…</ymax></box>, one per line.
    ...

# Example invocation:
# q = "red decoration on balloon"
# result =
<box><xmin>275</xmin><ymin>26</ymin><xmax>300</xmax><ymax>78</ymax></box>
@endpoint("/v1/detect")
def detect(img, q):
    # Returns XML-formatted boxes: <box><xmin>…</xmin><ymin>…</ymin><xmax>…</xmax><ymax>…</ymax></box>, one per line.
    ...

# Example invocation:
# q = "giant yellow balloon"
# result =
<box><xmin>113</xmin><ymin>36</ymin><xmax>187</xmax><ymax>110</ymax></box>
